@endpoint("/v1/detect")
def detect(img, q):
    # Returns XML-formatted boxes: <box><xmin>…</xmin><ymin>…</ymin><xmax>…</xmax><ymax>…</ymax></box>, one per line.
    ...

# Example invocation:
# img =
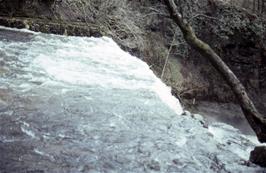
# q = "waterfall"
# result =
<box><xmin>0</xmin><ymin>26</ymin><xmax>264</xmax><ymax>173</ymax></box>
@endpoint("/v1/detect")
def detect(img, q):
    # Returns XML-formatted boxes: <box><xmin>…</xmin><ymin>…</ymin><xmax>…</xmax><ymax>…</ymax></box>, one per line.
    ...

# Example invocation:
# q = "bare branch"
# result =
<box><xmin>163</xmin><ymin>0</ymin><xmax>266</xmax><ymax>143</ymax></box>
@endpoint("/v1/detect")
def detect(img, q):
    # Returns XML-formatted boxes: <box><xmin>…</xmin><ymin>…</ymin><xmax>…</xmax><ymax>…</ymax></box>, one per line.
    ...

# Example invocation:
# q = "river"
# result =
<box><xmin>0</xmin><ymin>26</ymin><xmax>264</xmax><ymax>173</ymax></box>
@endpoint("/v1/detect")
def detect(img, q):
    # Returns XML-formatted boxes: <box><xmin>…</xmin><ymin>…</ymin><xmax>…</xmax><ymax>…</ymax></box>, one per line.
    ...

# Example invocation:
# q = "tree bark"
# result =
<box><xmin>163</xmin><ymin>0</ymin><xmax>266</xmax><ymax>143</ymax></box>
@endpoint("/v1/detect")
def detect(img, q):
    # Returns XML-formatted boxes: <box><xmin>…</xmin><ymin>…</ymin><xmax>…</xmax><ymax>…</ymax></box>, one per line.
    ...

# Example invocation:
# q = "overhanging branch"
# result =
<box><xmin>163</xmin><ymin>0</ymin><xmax>266</xmax><ymax>143</ymax></box>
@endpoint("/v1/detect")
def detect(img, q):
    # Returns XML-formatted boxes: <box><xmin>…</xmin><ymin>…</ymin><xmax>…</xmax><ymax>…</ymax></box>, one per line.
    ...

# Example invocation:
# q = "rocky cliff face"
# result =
<box><xmin>182</xmin><ymin>4</ymin><xmax>266</xmax><ymax>103</ymax></box>
<box><xmin>0</xmin><ymin>0</ymin><xmax>265</xmax><ymax>118</ymax></box>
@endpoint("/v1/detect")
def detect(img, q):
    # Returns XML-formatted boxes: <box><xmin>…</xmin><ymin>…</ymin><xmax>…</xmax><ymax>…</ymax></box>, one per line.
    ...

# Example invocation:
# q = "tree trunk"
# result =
<box><xmin>163</xmin><ymin>0</ymin><xmax>266</xmax><ymax>143</ymax></box>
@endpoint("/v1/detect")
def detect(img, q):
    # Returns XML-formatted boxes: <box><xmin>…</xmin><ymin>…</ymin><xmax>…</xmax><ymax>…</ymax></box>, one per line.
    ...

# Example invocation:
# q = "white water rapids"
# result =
<box><xmin>0</xmin><ymin>27</ymin><xmax>265</xmax><ymax>173</ymax></box>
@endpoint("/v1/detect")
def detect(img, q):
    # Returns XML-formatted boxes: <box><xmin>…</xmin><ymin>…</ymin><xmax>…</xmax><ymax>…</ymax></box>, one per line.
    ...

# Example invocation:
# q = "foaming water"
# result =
<box><xmin>0</xmin><ymin>25</ymin><xmax>37</xmax><ymax>34</ymax></box>
<box><xmin>30</xmin><ymin>35</ymin><xmax>183</xmax><ymax>114</ymax></box>
<box><xmin>0</xmin><ymin>27</ymin><xmax>265</xmax><ymax>173</ymax></box>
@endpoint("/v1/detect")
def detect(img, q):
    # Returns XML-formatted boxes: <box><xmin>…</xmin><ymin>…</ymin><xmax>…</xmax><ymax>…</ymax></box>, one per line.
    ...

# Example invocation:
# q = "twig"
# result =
<box><xmin>161</xmin><ymin>30</ymin><xmax>177</xmax><ymax>79</ymax></box>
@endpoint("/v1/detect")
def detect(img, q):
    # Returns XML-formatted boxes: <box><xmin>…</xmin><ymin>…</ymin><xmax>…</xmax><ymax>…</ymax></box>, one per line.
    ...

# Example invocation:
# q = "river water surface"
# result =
<box><xmin>0</xmin><ymin>27</ymin><xmax>265</xmax><ymax>173</ymax></box>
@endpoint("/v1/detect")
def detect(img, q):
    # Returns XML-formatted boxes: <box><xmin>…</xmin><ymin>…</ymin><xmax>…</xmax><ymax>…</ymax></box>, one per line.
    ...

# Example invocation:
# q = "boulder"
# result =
<box><xmin>250</xmin><ymin>146</ymin><xmax>266</xmax><ymax>167</ymax></box>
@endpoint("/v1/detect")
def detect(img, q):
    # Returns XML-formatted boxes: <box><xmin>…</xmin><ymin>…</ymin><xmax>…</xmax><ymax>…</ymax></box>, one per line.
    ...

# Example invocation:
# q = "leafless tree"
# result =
<box><xmin>163</xmin><ymin>0</ymin><xmax>266</xmax><ymax>143</ymax></box>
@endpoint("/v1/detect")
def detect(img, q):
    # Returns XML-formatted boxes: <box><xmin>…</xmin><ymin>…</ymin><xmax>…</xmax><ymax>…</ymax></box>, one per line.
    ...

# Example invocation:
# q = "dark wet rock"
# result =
<box><xmin>146</xmin><ymin>160</ymin><xmax>161</xmax><ymax>171</ymax></box>
<box><xmin>250</xmin><ymin>146</ymin><xmax>266</xmax><ymax>167</ymax></box>
<box><xmin>182</xmin><ymin>110</ymin><xmax>192</xmax><ymax>116</ymax></box>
